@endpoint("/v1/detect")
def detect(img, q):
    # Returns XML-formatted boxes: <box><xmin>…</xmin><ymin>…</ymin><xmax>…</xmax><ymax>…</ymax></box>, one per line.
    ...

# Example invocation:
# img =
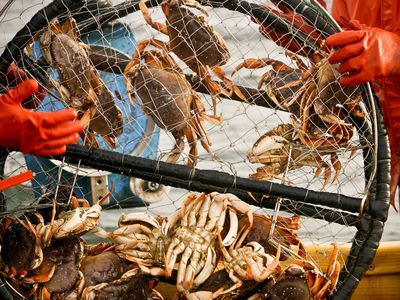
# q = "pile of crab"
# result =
<box><xmin>0</xmin><ymin>189</ymin><xmax>162</xmax><ymax>300</ymax></box>
<box><xmin>233</xmin><ymin>2</ymin><xmax>367</xmax><ymax>189</ymax></box>
<box><xmin>24</xmin><ymin>0</ymin><xmax>366</xmax><ymax>188</ymax></box>
<box><xmin>91</xmin><ymin>192</ymin><xmax>341</xmax><ymax>300</ymax></box>
<box><xmin>1</xmin><ymin>190</ymin><xmax>341</xmax><ymax>299</ymax></box>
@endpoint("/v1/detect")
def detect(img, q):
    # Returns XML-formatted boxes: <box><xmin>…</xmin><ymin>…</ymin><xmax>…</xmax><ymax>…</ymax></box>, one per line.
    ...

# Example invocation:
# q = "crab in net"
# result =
<box><xmin>182</xmin><ymin>213</ymin><xmax>338</xmax><ymax>300</ymax></box>
<box><xmin>93</xmin><ymin>192</ymin><xmax>253</xmax><ymax>295</ymax></box>
<box><xmin>263</xmin><ymin>243</ymin><xmax>341</xmax><ymax>300</ymax></box>
<box><xmin>246</xmin><ymin>123</ymin><xmax>343</xmax><ymax>189</ymax></box>
<box><xmin>233</xmin><ymin>50</ymin><xmax>364</xmax><ymax>148</ymax></box>
<box><xmin>232</xmin><ymin>49</ymin><xmax>365</xmax><ymax>188</ymax></box>
<box><xmin>79</xmin><ymin>243</ymin><xmax>162</xmax><ymax>300</ymax></box>
<box><xmin>30</xmin><ymin>17</ymin><xmax>123</xmax><ymax>148</ymax></box>
<box><xmin>0</xmin><ymin>191</ymin><xmax>110</xmax><ymax>299</ymax></box>
<box><xmin>124</xmin><ymin>40</ymin><xmax>220</xmax><ymax>167</ymax></box>
<box><xmin>138</xmin><ymin>0</ymin><xmax>246</xmax><ymax>119</ymax></box>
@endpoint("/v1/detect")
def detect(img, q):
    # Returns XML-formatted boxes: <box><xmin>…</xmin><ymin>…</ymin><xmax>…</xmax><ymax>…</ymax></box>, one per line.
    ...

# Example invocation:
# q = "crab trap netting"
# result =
<box><xmin>0</xmin><ymin>0</ymin><xmax>391</xmax><ymax>299</ymax></box>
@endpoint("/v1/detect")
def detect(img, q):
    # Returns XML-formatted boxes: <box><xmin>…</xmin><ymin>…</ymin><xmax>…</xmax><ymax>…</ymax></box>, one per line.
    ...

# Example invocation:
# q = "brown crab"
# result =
<box><xmin>164</xmin><ymin>192</ymin><xmax>253</xmax><ymax>294</ymax></box>
<box><xmin>81</xmin><ymin>267</ymin><xmax>162</xmax><ymax>300</ymax></box>
<box><xmin>92</xmin><ymin>213</ymin><xmax>168</xmax><ymax>278</ymax></box>
<box><xmin>217</xmin><ymin>234</ymin><xmax>281</xmax><ymax>296</ymax></box>
<box><xmin>261</xmin><ymin>243</ymin><xmax>341</xmax><ymax>300</ymax></box>
<box><xmin>247</xmin><ymin>123</ymin><xmax>342</xmax><ymax>189</ymax></box>
<box><xmin>0</xmin><ymin>236</ymin><xmax>84</xmax><ymax>299</ymax></box>
<box><xmin>31</xmin><ymin>237</ymin><xmax>84</xmax><ymax>299</ymax></box>
<box><xmin>232</xmin><ymin>51</ymin><xmax>364</xmax><ymax>148</ymax></box>
<box><xmin>0</xmin><ymin>192</ymin><xmax>109</xmax><ymax>283</ymax></box>
<box><xmin>139</xmin><ymin>0</ymin><xmax>245</xmax><ymax>118</ymax></box>
<box><xmin>124</xmin><ymin>40</ymin><xmax>219</xmax><ymax>166</ymax></box>
<box><xmin>239</xmin><ymin>213</ymin><xmax>306</xmax><ymax>261</ymax></box>
<box><xmin>38</xmin><ymin>17</ymin><xmax>123</xmax><ymax>148</ymax></box>
<box><xmin>80</xmin><ymin>243</ymin><xmax>129</xmax><ymax>288</ymax></box>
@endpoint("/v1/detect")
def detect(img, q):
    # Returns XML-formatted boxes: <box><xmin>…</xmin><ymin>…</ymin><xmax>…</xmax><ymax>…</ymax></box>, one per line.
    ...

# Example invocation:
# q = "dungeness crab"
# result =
<box><xmin>233</xmin><ymin>51</ymin><xmax>364</xmax><ymax>148</ymax></box>
<box><xmin>124</xmin><ymin>41</ymin><xmax>219</xmax><ymax>167</ymax></box>
<box><xmin>139</xmin><ymin>0</ymin><xmax>245</xmax><ymax>118</ymax></box>
<box><xmin>247</xmin><ymin>123</ymin><xmax>342</xmax><ymax>189</ymax></box>
<box><xmin>37</xmin><ymin>17</ymin><xmax>123</xmax><ymax>148</ymax></box>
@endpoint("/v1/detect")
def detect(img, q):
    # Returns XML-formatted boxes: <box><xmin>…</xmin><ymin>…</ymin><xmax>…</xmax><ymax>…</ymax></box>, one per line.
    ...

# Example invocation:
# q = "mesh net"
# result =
<box><xmin>0</xmin><ymin>0</ymin><xmax>383</xmax><ymax>299</ymax></box>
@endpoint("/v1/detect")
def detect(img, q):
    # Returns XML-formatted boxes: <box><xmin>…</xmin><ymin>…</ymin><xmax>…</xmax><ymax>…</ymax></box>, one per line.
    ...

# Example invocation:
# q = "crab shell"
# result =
<box><xmin>81</xmin><ymin>268</ymin><xmax>158</xmax><ymax>300</ymax></box>
<box><xmin>313</xmin><ymin>60</ymin><xmax>363</xmax><ymax>120</ymax></box>
<box><xmin>82</xmin><ymin>84</ymin><xmax>124</xmax><ymax>148</ymax></box>
<box><xmin>39</xmin><ymin>19</ymin><xmax>101</xmax><ymax>109</ymax></box>
<box><xmin>129</xmin><ymin>65</ymin><xmax>192</xmax><ymax>134</ymax></box>
<box><xmin>163</xmin><ymin>0</ymin><xmax>230</xmax><ymax>70</ymax></box>
<box><xmin>80</xmin><ymin>250</ymin><xmax>128</xmax><ymax>287</ymax></box>
<box><xmin>33</xmin><ymin>237</ymin><xmax>84</xmax><ymax>294</ymax></box>
<box><xmin>40</xmin><ymin>18</ymin><xmax>123</xmax><ymax>148</ymax></box>
<box><xmin>0</xmin><ymin>217</ymin><xmax>43</xmax><ymax>271</ymax></box>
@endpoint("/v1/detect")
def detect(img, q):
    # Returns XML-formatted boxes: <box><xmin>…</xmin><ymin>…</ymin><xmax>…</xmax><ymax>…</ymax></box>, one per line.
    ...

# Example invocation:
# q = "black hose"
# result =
<box><xmin>55</xmin><ymin>144</ymin><xmax>363</xmax><ymax>214</ymax></box>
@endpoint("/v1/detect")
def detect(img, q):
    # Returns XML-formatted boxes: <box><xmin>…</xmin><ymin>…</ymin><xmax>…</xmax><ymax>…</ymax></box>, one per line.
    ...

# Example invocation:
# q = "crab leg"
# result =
<box><xmin>192</xmin><ymin>248</ymin><xmax>217</xmax><ymax>287</ymax></box>
<box><xmin>118</xmin><ymin>213</ymin><xmax>160</xmax><ymax>228</ymax></box>
<box><xmin>187</xmin><ymin>195</ymin><xmax>204</xmax><ymax>227</ymax></box>
<box><xmin>190</xmin><ymin>117</ymin><xmax>212</xmax><ymax>156</ymax></box>
<box><xmin>330</xmin><ymin>153</ymin><xmax>342</xmax><ymax>184</ymax></box>
<box><xmin>166</xmin><ymin>130</ymin><xmax>185</xmax><ymax>164</ymax></box>
<box><xmin>221</xmin><ymin>209</ymin><xmax>239</xmax><ymax>247</ymax></box>
<box><xmin>232</xmin><ymin>58</ymin><xmax>287</xmax><ymax>75</ymax></box>
<box><xmin>140</xmin><ymin>0</ymin><xmax>169</xmax><ymax>35</ymax></box>
<box><xmin>22</xmin><ymin>264</ymin><xmax>56</xmax><ymax>284</ymax></box>
<box><xmin>244</xmin><ymin>244</ymin><xmax>280</xmax><ymax>282</ymax></box>
<box><xmin>165</xmin><ymin>241</ymin><xmax>187</xmax><ymax>277</ymax></box>
<box><xmin>183</xmin><ymin>249</ymin><xmax>202</xmax><ymax>288</ymax></box>
<box><xmin>197</xmin><ymin>64</ymin><xmax>230</xmax><ymax>118</ymax></box>
<box><xmin>176</xmin><ymin>247</ymin><xmax>194</xmax><ymax>291</ymax></box>
<box><xmin>185</xmin><ymin>126</ymin><xmax>198</xmax><ymax>167</ymax></box>
<box><xmin>197</xmin><ymin>193</ymin><xmax>212</xmax><ymax>227</ymax></box>
<box><xmin>181</xmin><ymin>0</ymin><xmax>209</xmax><ymax>16</ymax></box>
<box><xmin>212</xmin><ymin>65</ymin><xmax>246</xmax><ymax>100</ymax></box>
<box><xmin>181</xmin><ymin>193</ymin><xmax>202</xmax><ymax>224</ymax></box>
<box><xmin>204</xmin><ymin>196</ymin><xmax>226</xmax><ymax>232</ymax></box>
<box><xmin>226</xmin><ymin>194</ymin><xmax>253</xmax><ymax>246</ymax></box>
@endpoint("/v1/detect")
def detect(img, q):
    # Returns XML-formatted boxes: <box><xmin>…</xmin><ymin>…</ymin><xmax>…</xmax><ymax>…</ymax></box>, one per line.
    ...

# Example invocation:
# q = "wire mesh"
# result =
<box><xmin>0</xmin><ymin>0</ymin><xmax>389</xmax><ymax>299</ymax></box>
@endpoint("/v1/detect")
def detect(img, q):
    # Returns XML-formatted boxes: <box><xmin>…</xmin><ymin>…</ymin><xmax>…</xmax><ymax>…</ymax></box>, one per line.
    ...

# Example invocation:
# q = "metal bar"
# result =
<box><xmin>65</xmin><ymin>158</ymin><xmax>360</xmax><ymax>225</ymax></box>
<box><xmin>55</xmin><ymin>144</ymin><xmax>363</xmax><ymax>213</ymax></box>
<box><xmin>271</xmin><ymin>0</ymin><xmax>336</xmax><ymax>37</ymax></box>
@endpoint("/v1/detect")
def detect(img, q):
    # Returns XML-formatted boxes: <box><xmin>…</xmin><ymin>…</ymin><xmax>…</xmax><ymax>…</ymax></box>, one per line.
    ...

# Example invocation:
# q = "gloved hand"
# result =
<box><xmin>4</xmin><ymin>63</ymin><xmax>46</xmax><ymax>109</ymax></box>
<box><xmin>0</xmin><ymin>79</ymin><xmax>84</xmax><ymax>156</ymax></box>
<box><xmin>326</xmin><ymin>21</ymin><xmax>400</xmax><ymax>86</ymax></box>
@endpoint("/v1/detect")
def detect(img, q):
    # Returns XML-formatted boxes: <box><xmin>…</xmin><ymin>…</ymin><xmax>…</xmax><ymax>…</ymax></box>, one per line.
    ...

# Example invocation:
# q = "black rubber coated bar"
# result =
<box><xmin>55</xmin><ymin>144</ymin><xmax>363</xmax><ymax>213</ymax></box>
<box><xmin>334</xmin><ymin>99</ymin><xmax>390</xmax><ymax>299</ymax></box>
<box><xmin>50</xmin><ymin>153</ymin><xmax>360</xmax><ymax>226</ymax></box>
<box><xmin>271</xmin><ymin>0</ymin><xmax>337</xmax><ymax>37</ymax></box>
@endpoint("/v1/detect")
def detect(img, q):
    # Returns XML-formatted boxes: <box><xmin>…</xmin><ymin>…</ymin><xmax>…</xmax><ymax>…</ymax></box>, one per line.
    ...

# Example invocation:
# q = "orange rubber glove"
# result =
<box><xmin>326</xmin><ymin>23</ymin><xmax>400</xmax><ymax>86</ymax></box>
<box><xmin>0</xmin><ymin>79</ymin><xmax>84</xmax><ymax>156</ymax></box>
<box><xmin>4</xmin><ymin>63</ymin><xmax>46</xmax><ymax>109</ymax></box>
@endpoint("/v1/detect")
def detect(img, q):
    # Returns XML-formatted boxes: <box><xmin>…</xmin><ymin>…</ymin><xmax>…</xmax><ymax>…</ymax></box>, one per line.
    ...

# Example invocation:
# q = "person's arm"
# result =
<box><xmin>330</xmin><ymin>0</ymin><xmax>350</xmax><ymax>27</ymax></box>
<box><xmin>0</xmin><ymin>79</ymin><xmax>84</xmax><ymax>156</ymax></box>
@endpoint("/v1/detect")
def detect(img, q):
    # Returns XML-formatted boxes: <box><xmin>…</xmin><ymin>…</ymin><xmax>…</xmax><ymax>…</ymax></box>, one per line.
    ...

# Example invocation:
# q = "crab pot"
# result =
<box><xmin>0</xmin><ymin>0</ymin><xmax>391</xmax><ymax>300</ymax></box>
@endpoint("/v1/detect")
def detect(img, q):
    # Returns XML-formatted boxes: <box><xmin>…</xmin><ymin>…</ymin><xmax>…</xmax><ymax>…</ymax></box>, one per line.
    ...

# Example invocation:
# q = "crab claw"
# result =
<box><xmin>247</xmin><ymin>134</ymin><xmax>289</xmax><ymax>164</ymax></box>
